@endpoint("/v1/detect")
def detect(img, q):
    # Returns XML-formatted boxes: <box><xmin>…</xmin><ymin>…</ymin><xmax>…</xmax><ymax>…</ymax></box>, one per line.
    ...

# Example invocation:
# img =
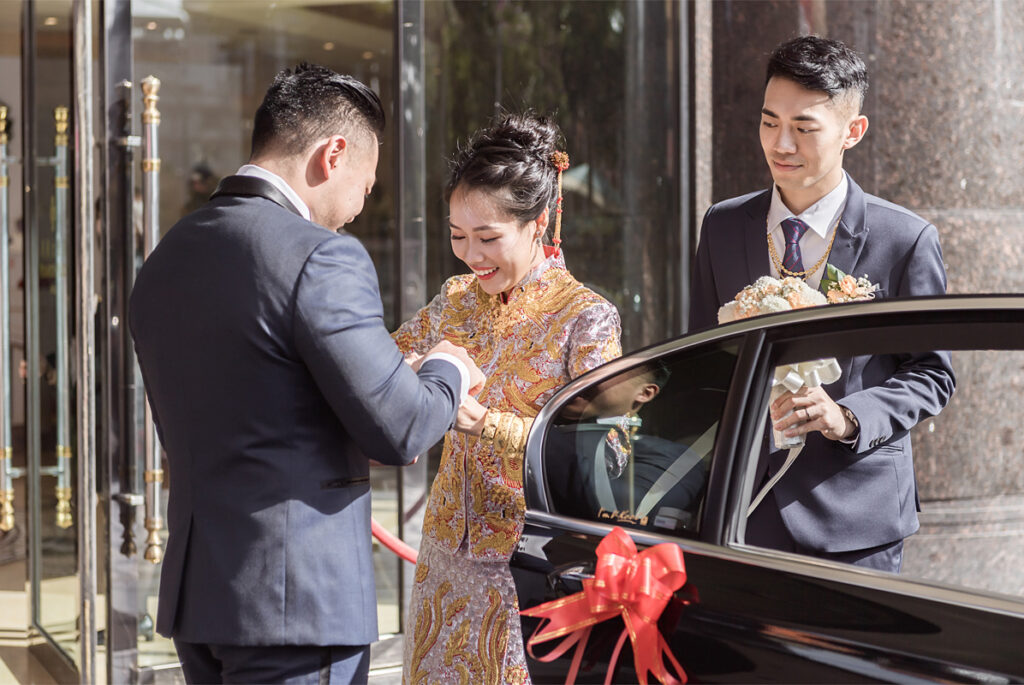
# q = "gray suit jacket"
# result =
<box><xmin>689</xmin><ymin>175</ymin><xmax>955</xmax><ymax>552</ymax></box>
<box><xmin>129</xmin><ymin>177</ymin><xmax>462</xmax><ymax>646</ymax></box>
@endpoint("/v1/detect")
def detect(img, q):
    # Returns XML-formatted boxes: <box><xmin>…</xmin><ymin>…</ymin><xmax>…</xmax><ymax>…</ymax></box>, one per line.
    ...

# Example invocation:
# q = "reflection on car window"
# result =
<box><xmin>747</xmin><ymin>342</ymin><xmax>956</xmax><ymax>575</ymax></box>
<box><xmin>905</xmin><ymin>349</ymin><xmax>1024</xmax><ymax>599</ymax></box>
<box><xmin>544</xmin><ymin>342</ymin><xmax>739</xmax><ymax>536</ymax></box>
<box><xmin>750</xmin><ymin>345</ymin><xmax>1024</xmax><ymax>600</ymax></box>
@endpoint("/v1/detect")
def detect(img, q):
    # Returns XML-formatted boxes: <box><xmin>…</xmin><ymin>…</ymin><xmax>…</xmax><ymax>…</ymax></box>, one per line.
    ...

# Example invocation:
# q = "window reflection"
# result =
<box><xmin>905</xmin><ymin>349</ymin><xmax>1024</xmax><ymax>599</ymax></box>
<box><xmin>545</xmin><ymin>344</ymin><xmax>737</xmax><ymax>535</ymax></box>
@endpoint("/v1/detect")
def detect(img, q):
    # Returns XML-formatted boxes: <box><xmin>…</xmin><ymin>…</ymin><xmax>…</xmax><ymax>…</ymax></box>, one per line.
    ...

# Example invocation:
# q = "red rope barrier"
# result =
<box><xmin>371</xmin><ymin>517</ymin><xmax>419</xmax><ymax>564</ymax></box>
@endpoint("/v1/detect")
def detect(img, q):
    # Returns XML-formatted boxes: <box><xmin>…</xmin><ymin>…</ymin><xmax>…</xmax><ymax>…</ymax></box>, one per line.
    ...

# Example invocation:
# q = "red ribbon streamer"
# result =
<box><xmin>371</xmin><ymin>518</ymin><xmax>418</xmax><ymax>564</ymax></box>
<box><xmin>520</xmin><ymin>527</ymin><xmax>689</xmax><ymax>685</ymax></box>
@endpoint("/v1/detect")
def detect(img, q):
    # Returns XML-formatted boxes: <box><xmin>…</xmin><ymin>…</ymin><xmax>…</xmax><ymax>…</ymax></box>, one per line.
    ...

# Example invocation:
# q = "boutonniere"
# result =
<box><xmin>819</xmin><ymin>263</ymin><xmax>878</xmax><ymax>303</ymax></box>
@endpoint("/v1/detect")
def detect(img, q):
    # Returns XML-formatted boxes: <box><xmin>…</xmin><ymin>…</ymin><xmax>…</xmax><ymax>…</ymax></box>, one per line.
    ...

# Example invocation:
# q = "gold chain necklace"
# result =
<box><xmin>766</xmin><ymin>215</ymin><xmax>841</xmax><ymax>279</ymax></box>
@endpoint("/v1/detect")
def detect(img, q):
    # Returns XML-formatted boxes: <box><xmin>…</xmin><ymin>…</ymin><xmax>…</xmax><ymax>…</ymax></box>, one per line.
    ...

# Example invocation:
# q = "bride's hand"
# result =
<box><xmin>422</xmin><ymin>340</ymin><xmax>486</xmax><ymax>396</ymax></box>
<box><xmin>455</xmin><ymin>396</ymin><xmax>488</xmax><ymax>436</ymax></box>
<box><xmin>403</xmin><ymin>351</ymin><xmax>424</xmax><ymax>372</ymax></box>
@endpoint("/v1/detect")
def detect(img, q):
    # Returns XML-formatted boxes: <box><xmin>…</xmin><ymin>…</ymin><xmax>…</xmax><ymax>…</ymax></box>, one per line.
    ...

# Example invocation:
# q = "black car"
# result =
<box><xmin>511</xmin><ymin>295</ymin><xmax>1024</xmax><ymax>683</ymax></box>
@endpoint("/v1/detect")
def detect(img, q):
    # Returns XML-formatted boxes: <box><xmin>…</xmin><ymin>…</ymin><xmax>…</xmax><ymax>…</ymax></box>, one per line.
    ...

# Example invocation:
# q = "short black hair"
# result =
<box><xmin>766</xmin><ymin>36</ymin><xmax>868</xmax><ymax>112</ymax></box>
<box><xmin>250</xmin><ymin>63</ymin><xmax>385</xmax><ymax>159</ymax></box>
<box><xmin>643</xmin><ymin>360</ymin><xmax>671</xmax><ymax>389</ymax></box>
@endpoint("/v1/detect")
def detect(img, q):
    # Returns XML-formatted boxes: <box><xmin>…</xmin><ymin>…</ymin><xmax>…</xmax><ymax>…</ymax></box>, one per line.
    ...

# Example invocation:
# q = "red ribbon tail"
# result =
<box><xmin>604</xmin><ymin>628</ymin><xmax>630</xmax><ymax>685</ymax></box>
<box><xmin>649</xmin><ymin>633</ymin><xmax>687</xmax><ymax>685</ymax></box>
<box><xmin>566</xmin><ymin>625</ymin><xmax>591</xmax><ymax>685</ymax></box>
<box><xmin>524</xmin><ymin>622</ymin><xmax>592</xmax><ymax>685</ymax></box>
<box><xmin>526</xmin><ymin>620</ymin><xmax>586</xmax><ymax>664</ymax></box>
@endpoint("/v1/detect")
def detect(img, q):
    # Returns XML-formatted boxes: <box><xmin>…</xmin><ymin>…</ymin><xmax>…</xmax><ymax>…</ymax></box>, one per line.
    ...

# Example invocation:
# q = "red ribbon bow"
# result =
<box><xmin>521</xmin><ymin>527</ymin><xmax>690</xmax><ymax>685</ymax></box>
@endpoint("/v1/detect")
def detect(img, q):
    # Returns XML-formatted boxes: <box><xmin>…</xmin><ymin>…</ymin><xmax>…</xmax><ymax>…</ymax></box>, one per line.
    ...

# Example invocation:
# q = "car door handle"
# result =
<box><xmin>549</xmin><ymin>563</ymin><xmax>594</xmax><ymax>594</ymax></box>
<box><xmin>558</xmin><ymin>567</ymin><xmax>594</xmax><ymax>583</ymax></box>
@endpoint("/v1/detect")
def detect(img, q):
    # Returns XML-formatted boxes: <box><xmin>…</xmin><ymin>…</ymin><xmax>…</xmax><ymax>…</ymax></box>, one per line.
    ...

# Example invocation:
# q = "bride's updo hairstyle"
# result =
<box><xmin>445</xmin><ymin>112</ymin><xmax>566</xmax><ymax>227</ymax></box>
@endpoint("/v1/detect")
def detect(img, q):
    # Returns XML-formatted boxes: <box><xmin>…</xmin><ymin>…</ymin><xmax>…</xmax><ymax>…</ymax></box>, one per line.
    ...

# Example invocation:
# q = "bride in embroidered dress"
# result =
<box><xmin>395</xmin><ymin>112</ymin><xmax>622</xmax><ymax>684</ymax></box>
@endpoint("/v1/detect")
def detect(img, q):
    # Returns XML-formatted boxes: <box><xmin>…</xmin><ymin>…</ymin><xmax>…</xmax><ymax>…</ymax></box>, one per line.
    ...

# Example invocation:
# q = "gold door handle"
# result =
<box><xmin>53</xmin><ymin>106</ymin><xmax>73</xmax><ymax>529</ymax></box>
<box><xmin>141</xmin><ymin>76</ymin><xmax>164</xmax><ymax>564</ymax></box>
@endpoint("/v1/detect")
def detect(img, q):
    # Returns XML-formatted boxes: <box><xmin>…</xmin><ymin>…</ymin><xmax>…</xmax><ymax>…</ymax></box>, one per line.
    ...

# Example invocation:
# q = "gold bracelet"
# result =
<box><xmin>480</xmin><ymin>409</ymin><xmax>500</xmax><ymax>444</ymax></box>
<box><xmin>516</xmin><ymin>417</ymin><xmax>535</xmax><ymax>454</ymax></box>
<box><xmin>505</xmin><ymin>417</ymin><xmax>523</xmax><ymax>457</ymax></box>
<box><xmin>494</xmin><ymin>413</ymin><xmax>513</xmax><ymax>454</ymax></box>
<box><xmin>500</xmin><ymin>417</ymin><xmax>523</xmax><ymax>485</ymax></box>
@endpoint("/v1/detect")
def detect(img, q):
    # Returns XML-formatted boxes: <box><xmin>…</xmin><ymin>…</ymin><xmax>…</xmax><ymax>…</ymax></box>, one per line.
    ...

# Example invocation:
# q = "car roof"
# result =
<box><xmin>685</xmin><ymin>293</ymin><xmax>1024</xmax><ymax>345</ymax></box>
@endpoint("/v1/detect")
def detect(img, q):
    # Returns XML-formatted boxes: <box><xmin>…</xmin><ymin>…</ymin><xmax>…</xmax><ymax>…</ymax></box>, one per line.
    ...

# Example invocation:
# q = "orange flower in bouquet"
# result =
<box><xmin>825</xmin><ymin>273</ymin><xmax>878</xmax><ymax>304</ymax></box>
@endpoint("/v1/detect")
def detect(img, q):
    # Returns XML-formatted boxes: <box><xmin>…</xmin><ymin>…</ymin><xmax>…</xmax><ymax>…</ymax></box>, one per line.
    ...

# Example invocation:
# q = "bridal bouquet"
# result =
<box><xmin>717</xmin><ymin>276</ymin><xmax>826</xmax><ymax>324</ymax></box>
<box><xmin>717</xmin><ymin>271</ymin><xmax>878</xmax><ymax>449</ymax></box>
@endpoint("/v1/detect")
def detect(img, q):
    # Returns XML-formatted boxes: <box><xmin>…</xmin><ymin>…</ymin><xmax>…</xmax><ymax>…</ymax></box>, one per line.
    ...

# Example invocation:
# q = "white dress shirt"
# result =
<box><xmin>766</xmin><ymin>173</ymin><xmax>848</xmax><ymax>291</ymax></box>
<box><xmin>236</xmin><ymin>164</ymin><xmax>312</xmax><ymax>222</ymax></box>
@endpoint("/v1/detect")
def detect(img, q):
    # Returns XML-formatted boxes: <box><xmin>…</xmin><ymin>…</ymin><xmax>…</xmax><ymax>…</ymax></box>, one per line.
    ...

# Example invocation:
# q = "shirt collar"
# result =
<box><xmin>767</xmin><ymin>172</ymin><xmax>848</xmax><ymax>239</ymax></box>
<box><xmin>236</xmin><ymin>164</ymin><xmax>311</xmax><ymax>221</ymax></box>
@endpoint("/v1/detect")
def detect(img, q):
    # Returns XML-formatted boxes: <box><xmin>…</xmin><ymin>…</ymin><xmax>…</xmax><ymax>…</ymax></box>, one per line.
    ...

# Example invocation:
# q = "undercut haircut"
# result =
<box><xmin>766</xmin><ymin>36</ymin><xmax>868</xmax><ymax>113</ymax></box>
<box><xmin>250</xmin><ymin>63</ymin><xmax>385</xmax><ymax>159</ymax></box>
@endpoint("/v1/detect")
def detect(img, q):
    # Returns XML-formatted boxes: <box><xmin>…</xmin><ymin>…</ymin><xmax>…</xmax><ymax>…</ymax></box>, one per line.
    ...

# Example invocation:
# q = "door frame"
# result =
<box><xmin>22</xmin><ymin>0</ymin><xmax>99</xmax><ymax>681</ymax></box>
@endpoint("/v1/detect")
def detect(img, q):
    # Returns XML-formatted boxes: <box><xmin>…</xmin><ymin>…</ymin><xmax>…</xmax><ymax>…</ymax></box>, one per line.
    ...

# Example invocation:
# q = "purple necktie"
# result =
<box><xmin>781</xmin><ymin>217</ymin><xmax>809</xmax><ymax>274</ymax></box>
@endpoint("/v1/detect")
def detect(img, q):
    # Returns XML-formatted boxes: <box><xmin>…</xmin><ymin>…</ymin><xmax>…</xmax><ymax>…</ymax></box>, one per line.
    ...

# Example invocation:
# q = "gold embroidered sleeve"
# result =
<box><xmin>478</xmin><ymin>409</ymin><xmax>534</xmax><ymax>486</ymax></box>
<box><xmin>392</xmin><ymin>290</ymin><xmax>446</xmax><ymax>356</ymax></box>
<box><xmin>567</xmin><ymin>300</ymin><xmax>623</xmax><ymax>379</ymax></box>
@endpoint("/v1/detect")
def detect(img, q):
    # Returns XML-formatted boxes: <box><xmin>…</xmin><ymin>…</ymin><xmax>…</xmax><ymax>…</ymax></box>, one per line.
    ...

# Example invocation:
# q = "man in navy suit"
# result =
<box><xmin>130</xmin><ymin>64</ymin><xmax>483</xmax><ymax>684</ymax></box>
<box><xmin>689</xmin><ymin>37</ymin><xmax>955</xmax><ymax>573</ymax></box>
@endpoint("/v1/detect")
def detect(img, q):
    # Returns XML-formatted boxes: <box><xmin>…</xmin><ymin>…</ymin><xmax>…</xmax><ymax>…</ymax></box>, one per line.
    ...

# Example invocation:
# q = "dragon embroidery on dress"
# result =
<box><xmin>396</xmin><ymin>253</ymin><xmax>622</xmax><ymax>684</ymax></box>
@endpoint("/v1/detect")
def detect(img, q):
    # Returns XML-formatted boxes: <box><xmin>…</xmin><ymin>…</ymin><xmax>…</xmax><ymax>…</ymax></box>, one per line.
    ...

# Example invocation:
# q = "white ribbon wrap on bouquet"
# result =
<box><xmin>771</xmin><ymin>359</ymin><xmax>843</xmax><ymax>450</ymax></box>
<box><xmin>749</xmin><ymin>358</ymin><xmax>842</xmax><ymax>516</ymax></box>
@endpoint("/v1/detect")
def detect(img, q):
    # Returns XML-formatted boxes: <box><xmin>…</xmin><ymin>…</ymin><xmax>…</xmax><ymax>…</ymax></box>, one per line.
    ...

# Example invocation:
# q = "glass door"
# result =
<box><xmin>98</xmin><ymin>1</ymin><xmax>412</xmax><ymax>681</ymax></box>
<box><xmin>14</xmin><ymin>0</ymin><xmax>99</xmax><ymax>681</ymax></box>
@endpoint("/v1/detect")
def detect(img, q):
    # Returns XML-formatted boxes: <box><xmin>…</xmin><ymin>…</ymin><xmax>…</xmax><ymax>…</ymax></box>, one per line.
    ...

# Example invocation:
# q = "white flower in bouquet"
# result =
<box><xmin>717</xmin><ymin>275</ymin><xmax>827</xmax><ymax>324</ymax></box>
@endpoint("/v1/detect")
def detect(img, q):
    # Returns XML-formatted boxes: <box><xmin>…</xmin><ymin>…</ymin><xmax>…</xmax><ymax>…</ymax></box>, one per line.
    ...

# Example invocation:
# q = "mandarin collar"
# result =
<box><xmin>490</xmin><ymin>247</ymin><xmax>566</xmax><ymax>306</ymax></box>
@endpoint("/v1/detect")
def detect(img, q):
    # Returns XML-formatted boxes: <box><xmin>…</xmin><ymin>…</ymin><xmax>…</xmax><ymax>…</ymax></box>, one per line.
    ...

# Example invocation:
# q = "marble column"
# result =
<box><xmin>706</xmin><ymin>0</ymin><xmax>1024</xmax><ymax>594</ymax></box>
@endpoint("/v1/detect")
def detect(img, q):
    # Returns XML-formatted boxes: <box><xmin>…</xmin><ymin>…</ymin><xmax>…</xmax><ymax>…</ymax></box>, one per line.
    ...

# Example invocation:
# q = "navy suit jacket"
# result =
<box><xmin>129</xmin><ymin>178</ymin><xmax>462</xmax><ymax>646</ymax></box>
<box><xmin>689</xmin><ymin>175</ymin><xmax>955</xmax><ymax>553</ymax></box>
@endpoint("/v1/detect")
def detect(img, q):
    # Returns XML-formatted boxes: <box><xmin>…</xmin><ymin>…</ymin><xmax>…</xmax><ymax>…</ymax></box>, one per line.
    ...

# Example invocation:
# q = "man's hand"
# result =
<box><xmin>771</xmin><ymin>386</ymin><xmax>855</xmax><ymax>442</ymax></box>
<box><xmin>423</xmin><ymin>340</ymin><xmax>486</xmax><ymax>396</ymax></box>
<box><xmin>454</xmin><ymin>396</ymin><xmax>488</xmax><ymax>436</ymax></box>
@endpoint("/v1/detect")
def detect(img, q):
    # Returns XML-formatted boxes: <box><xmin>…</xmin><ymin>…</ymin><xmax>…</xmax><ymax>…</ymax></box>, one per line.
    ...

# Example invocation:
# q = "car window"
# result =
<box><xmin>748</xmin><ymin>343</ymin><xmax>1024</xmax><ymax>600</ymax></box>
<box><xmin>905</xmin><ymin>348</ymin><xmax>1024</xmax><ymax>598</ymax></box>
<box><xmin>543</xmin><ymin>341</ymin><xmax>739</xmax><ymax>536</ymax></box>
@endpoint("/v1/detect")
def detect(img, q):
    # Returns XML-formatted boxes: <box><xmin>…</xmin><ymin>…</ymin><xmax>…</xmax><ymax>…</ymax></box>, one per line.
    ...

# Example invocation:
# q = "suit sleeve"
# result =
<box><xmin>688</xmin><ymin>206</ymin><xmax>721</xmax><ymax>332</ymax></box>
<box><xmin>838</xmin><ymin>224</ymin><xmax>957</xmax><ymax>453</ymax></box>
<box><xmin>293</xmin><ymin>235</ymin><xmax>461</xmax><ymax>466</ymax></box>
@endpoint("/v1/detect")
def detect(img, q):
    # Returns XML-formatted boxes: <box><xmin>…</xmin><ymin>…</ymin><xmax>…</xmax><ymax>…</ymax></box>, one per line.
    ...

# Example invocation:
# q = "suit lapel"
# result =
<box><xmin>823</xmin><ymin>175</ymin><xmax>869</xmax><ymax>391</ymax></box>
<box><xmin>742</xmin><ymin>190</ymin><xmax>773</xmax><ymax>284</ymax></box>
<box><xmin>821</xmin><ymin>175</ymin><xmax>869</xmax><ymax>280</ymax></box>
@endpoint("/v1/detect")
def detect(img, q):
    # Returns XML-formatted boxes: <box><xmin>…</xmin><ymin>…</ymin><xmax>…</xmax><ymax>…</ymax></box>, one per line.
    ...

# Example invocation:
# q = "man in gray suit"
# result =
<box><xmin>689</xmin><ymin>37</ymin><xmax>955</xmax><ymax>573</ymax></box>
<box><xmin>130</xmin><ymin>64</ymin><xmax>483</xmax><ymax>683</ymax></box>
